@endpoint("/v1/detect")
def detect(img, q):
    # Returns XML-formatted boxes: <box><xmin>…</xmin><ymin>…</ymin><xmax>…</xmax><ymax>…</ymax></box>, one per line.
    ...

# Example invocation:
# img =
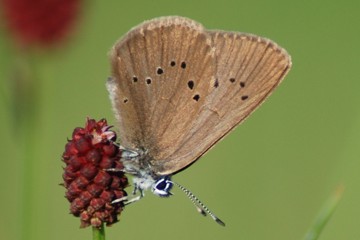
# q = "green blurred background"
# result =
<box><xmin>1</xmin><ymin>0</ymin><xmax>360</xmax><ymax>239</ymax></box>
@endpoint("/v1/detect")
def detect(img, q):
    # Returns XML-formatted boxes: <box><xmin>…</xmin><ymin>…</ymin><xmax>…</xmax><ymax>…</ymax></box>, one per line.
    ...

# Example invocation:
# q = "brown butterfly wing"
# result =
<box><xmin>108</xmin><ymin>16</ymin><xmax>291</xmax><ymax>176</ymax></box>
<box><xmin>152</xmin><ymin>31</ymin><xmax>292</xmax><ymax>175</ymax></box>
<box><xmin>107</xmin><ymin>17</ymin><xmax>216</xmax><ymax>167</ymax></box>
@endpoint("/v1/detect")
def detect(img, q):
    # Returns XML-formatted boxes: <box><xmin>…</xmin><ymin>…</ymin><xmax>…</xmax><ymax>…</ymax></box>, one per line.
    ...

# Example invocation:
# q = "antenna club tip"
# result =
<box><xmin>216</xmin><ymin>219</ymin><xmax>226</xmax><ymax>227</ymax></box>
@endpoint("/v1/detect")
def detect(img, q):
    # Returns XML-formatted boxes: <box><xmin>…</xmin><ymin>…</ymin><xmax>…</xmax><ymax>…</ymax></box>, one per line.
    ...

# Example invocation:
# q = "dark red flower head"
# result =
<box><xmin>62</xmin><ymin>118</ymin><xmax>128</xmax><ymax>228</ymax></box>
<box><xmin>1</xmin><ymin>0</ymin><xmax>83</xmax><ymax>48</ymax></box>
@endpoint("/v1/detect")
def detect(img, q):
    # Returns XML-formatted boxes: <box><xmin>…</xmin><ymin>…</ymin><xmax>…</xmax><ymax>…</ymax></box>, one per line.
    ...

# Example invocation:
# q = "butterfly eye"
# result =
<box><xmin>155</xmin><ymin>180</ymin><xmax>167</xmax><ymax>190</ymax></box>
<box><xmin>152</xmin><ymin>177</ymin><xmax>173</xmax><ymax>197</ymax></box>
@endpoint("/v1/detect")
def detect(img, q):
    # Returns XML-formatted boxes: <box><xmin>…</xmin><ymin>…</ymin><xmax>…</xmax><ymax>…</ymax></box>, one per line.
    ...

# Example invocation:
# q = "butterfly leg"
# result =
<box><xmin>111</xmin><ymin>183</ymin><xmax>145</xmax><ymax>206</ymax></box>
<box><xmin>120</xmin><ymin>147</ymin><xmax>140</xmax><ymax>159</ymax></box>
<box><xmin>111</xmin><ymin>194</ymin><xmax>141</xmax><ymax>205</ymax></box>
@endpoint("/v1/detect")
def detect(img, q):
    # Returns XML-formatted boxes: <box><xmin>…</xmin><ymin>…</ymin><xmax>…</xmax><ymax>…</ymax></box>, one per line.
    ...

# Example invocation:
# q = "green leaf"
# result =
<box><xmin>303</xmin><ymin>185</ymin><xmax>344</xmax><ymax>240</ymax></box>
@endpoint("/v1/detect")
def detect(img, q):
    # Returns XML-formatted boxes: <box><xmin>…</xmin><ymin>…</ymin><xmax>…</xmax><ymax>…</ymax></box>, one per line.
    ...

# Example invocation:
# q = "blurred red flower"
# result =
<box><xmin>1</xmin><ymin>0</ymin><xmax>83</xmax><ymax>48</ymax></box>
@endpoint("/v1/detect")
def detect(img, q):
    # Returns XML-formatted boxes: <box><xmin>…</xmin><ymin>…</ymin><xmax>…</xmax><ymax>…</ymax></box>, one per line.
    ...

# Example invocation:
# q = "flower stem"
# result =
<box><xmin>92</xmin><ymin>223</ymin><xmax>106</xmax><ymax>240</ymax></box>
<box><xmin>12</xmin><ymin>51</ymin><xmax>41</xmax><ymax>240</ymax></box>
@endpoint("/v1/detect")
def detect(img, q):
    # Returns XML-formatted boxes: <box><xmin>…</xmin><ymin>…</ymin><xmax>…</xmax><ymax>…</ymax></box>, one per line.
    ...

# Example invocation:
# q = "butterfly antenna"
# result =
<box><xmin>171</xmin><ymin>181</ymin><xmax>225</xmax><ymax>226</ymax></box>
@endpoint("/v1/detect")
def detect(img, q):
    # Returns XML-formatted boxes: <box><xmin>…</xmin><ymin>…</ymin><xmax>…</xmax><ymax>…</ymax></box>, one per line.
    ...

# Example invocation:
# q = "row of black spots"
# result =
<box><xmin>213</xmin><ymin>78</ymin><xmax>246</xmax><ymax>88</ymax></box>
<box><xmin>169</xmin><ymin>60</ymin><xmax>186</xmax><ymax>69</ymax></box>
<box><xmin>154</xmin><ymin>61</ymin><xmax>187</xmax><ymax>77</ymax></box>
<box><xmin>228</xmin><ymin>77</ymin><xmax>246</xmax><ymax>88</ymax></box>
<box><xmin>216</xmin><ymin>77</ymin><xmax>248</xmax><ymax>101</ymax></box>
<box><xmin>232</xmin><ymin>78</ymin><xmax>248</xmax><ymax>100</ymax></box>
<box><xmin>124</xmin><ymin>95</ymin><xmax>203</xmax><ymax>104</ymax></box>
<box><xmin>132</xmin><ymin>76</ymin><xmax>152</xmax><ymax>84</ymax></box>
<box><xmin>186</xmin><ymin>80</ymin><xmax>199</xmax><ymax>101</ymax></box>
<box><xmin>151</xmin><ymin>61</ymin><xmax>187</xmax><ymax>70</ymax></box>
<box><xmin>131</xmin><ymin>60</ymin><xmax>187</xmax><ymax>84</ymax></box>
<box><xmin>157</xmin><ymin>60</ymin><xmax>186</xmax><ymax>73</ymax></box>
<box><xmin>123</xmin><ymin>93</ymin><xmax>240</xmax><ymax>104</ymax></box>
<box><xmin>233</xmin><ymin>79</ymin><xmax>247</xmax><ymax>100</ymax></box>
<box><xmin>137</xmin><ymin>60</ymin><xmax>186</xmax><ymax>79</ymax></box>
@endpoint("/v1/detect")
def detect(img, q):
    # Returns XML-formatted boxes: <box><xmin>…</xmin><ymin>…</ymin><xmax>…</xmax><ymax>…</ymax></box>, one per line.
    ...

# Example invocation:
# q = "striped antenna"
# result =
<box><xmin>171</xmin><ymin>181</ymin><xmax>225</xmax><ymax>226</ymax></box>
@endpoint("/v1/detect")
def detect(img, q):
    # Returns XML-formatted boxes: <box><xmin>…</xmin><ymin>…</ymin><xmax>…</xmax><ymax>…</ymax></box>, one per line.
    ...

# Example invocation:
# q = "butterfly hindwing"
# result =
<box><xmin>155</xmin><ymin>31</ymin><xmax>291</xmax><ymax>175</ymax></box>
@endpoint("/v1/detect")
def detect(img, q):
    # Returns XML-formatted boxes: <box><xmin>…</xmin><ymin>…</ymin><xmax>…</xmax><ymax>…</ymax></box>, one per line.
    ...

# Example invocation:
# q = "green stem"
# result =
<box><xmin>303</xmin><ymin>185</ymin><xmax>344</xmax><ymax>240</ymax></box>
<box><xmin>92</xmin><ymin>223</ymin><xmax>106</xmax><ymax>240</ymax></box>
<box><xmin>14</xmin><ymin>51</ymin><xmax>41</xmax><ymax>240</ymax></box>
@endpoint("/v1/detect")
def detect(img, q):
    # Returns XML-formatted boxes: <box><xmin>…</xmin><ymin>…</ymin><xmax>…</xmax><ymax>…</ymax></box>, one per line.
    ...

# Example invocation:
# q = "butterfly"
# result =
<box><xmin>107</xmin><ymin>16</ymin><xmax>291</xmax><ymax>226</ymax></box>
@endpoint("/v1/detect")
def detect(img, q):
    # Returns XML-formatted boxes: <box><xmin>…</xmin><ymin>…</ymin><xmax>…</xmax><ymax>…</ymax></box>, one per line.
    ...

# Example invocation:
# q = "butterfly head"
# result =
<box><xmin>120</xmin><ymin>147</ymin><xmax>173</xmax><ymax>197</ymax></box>
<box><xmin>152</xmin><ymin>176</ymin><xmax>173</xmax><ymax>197</ymax></box>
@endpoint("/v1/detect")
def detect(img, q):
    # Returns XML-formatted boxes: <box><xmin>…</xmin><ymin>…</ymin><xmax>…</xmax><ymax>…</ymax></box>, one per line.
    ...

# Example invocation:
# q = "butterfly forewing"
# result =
<box><xmin>108</xmin><ymin>17</ymin><xmax>216</xmax><ymax>163</ymax></box>
<box><xmin>108</xmin><ymin>16</ymin><xmax>291</xmax><ymax>176</ymax></box>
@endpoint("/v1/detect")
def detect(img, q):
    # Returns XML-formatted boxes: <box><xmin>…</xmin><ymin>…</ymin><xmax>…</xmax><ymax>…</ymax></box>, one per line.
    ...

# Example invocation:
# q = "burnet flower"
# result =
<box><xmin>62</xmin><ymin>118</ymin><xmax>128</xmax><ymax>228</ymax></box>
